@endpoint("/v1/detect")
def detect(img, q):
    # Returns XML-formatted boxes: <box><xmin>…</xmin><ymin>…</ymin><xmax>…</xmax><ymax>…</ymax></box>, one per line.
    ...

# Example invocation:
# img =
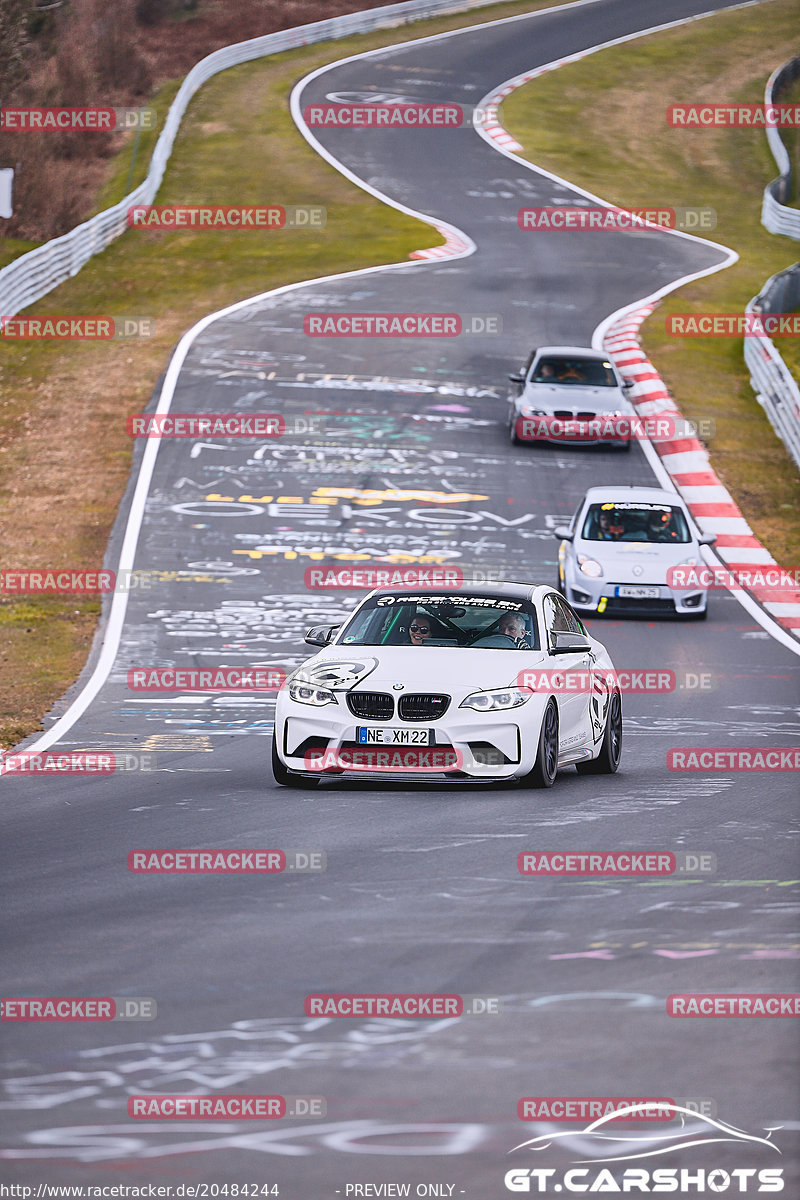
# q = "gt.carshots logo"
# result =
<box><xmin>505</xmin><ymin>1104</ymin><xmax>784</xmax><ymax>1192</ymax></box>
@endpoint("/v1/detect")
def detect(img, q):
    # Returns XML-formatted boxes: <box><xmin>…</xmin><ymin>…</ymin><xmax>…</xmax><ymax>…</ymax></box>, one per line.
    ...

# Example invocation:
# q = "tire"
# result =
<box><xmin>510</xmin><ymin>419</ymin><xmax>520</xmax><ymax>445</ymax></box>
<box><xmin>271</xmin><ymin>736</ymin><xmax>316</xmax><ymax>788</ymax></box>
<box><xmin>519</xmin><ymin>699</ymin><xmax>559</xmax><ymax>788</ymax></box>
<box><xmin>576</xmin><ymin>690</ymin><xmax>622</xmax><ymax>775</ymax></box>
<box><xmin>556</xmin><ymin>572</ymin><xmax>566</xmax><ymax>596</ymax></box>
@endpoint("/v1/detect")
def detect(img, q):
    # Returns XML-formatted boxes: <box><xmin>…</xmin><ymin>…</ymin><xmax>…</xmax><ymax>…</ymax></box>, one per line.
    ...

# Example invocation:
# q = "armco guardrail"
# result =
<box><xmin>761</xmin><ymin>56</ymin><xmax>800</xmax><ymax>239</ymax></box>
<box><xmin>0</xmin><ymin>0</ymin><xmax>501</xmax><ymax>320</ymax></box>
<box><xmin>745</xmin><ymin>264</ymin><xmax>800</xmax><ymax>472</ymax></box>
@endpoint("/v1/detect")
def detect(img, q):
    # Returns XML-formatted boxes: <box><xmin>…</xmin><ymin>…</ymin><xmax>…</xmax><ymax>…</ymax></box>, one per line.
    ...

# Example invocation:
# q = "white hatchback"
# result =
<box><xmin>555</xmin><ymin>485</ymin><xmax>716</xmax><ymax>619</ymax></box>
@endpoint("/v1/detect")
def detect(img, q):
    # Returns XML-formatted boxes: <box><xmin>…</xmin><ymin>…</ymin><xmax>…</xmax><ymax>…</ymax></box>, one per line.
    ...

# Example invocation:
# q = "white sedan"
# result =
<box><xmin>508</xmin><ymin>345</ymin><xmax>636</xmax><ymax>449</ymax></box>
<box><xmin>271</xmin><ymin>582</ymin><xmax>622</xmax><ymax>789</ymax></box>
<box><xmin>555</xmin><ymin>485</ymin><xmax>716</xmax><ymax>618</ymax></box>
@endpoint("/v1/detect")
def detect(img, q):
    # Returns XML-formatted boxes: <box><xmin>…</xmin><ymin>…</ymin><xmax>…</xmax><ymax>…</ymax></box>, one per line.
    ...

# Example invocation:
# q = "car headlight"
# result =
<box><xmin>578</xmin><ymin>555</ymin><xmax>603</xmax><ymax>579</ymax></box>
<box><xmin>521</xmin><ymin>406</ymin><xmax>547</xmax><ymax>416</ymax></box>
<box><xmin>287</xmin><ymin>681</ymin><xmax>337</xmax><ymax>707</ymax></box>
<box><xmin>460</xmin><ymin>687</ymin><xmax>533</xmax><ymax>712</ymax></box>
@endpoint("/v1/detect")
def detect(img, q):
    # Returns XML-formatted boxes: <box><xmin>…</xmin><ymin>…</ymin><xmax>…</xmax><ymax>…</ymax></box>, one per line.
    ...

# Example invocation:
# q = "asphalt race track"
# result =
<box><xmin>2</xmin><ymin>0</ymin><xmax>799</xmax><ymax>1192</ymax></box>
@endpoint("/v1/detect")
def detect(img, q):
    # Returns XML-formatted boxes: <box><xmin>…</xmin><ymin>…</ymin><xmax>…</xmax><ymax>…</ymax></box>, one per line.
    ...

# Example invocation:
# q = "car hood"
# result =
<box><xmin>296</xmin><ymin>644</ymin><xmax>553</xmax><ymax>696</ymax></box>
<box><xmin>575</xmin><ymin>539</ymin><xmax>697</xmax><ymax>582</ymax></box>
<box><xmin>519</xmin><ymin>384</ymin><xmax>629</xmax><ymax>413</ymax></box>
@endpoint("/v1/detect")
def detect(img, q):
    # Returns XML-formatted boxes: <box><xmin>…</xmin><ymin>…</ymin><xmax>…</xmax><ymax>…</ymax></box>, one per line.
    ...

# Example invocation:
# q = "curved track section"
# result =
<box><xmin>2</xmin><ymin>0</ymin><xmax>798</xmax><ymax>1190</ymax></box>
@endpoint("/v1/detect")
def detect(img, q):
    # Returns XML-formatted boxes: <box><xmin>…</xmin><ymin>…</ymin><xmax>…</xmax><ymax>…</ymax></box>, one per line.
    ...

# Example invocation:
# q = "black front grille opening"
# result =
<box><xmin>608</xmin><ymin>597</ymin><xmax>676</xmax><ymax>612</ymax></box>
<box><xmin>576</xmin><ymin>411</ymin><xmax>598</xmax><ymax>420</ymax></box>
<box><xmin>398</xmin><ymin>693</ymin><xmax>450</xmax><ymax>721</ymax></box>
<box><xmin>291</xmin><ymin>736</ymin><xmax>333</xmax><ymax>759</ymax></box>
<box><xmin>346</xmin><ymin>691</ymin><xmax>394</xmax><ymax>721</ymax></box>
<box><xmin>468</xmin><ymin>741</ymin><xmax>515</xmax><ymax>766</ymax></box>
<box><xmin>553</xmin><ymin>409</ymin><xmax>574</xmax><ymax>419</ymax></box>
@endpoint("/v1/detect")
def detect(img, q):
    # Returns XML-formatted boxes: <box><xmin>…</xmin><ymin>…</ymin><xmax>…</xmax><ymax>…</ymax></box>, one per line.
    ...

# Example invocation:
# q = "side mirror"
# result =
<box><xmin>549</xmin><ymin>631</ymin><xmax>591</xmax><ymax>655</ymax></box>
<box><xmin>621</xmin><ymin>377</ymin><xmax>635</xmax><ymax>390</ymax></box>
<box><xmin>304</xmin><ymin>624</ymin><xmax>339</xmax><ymax>647</ymax></box>
<box><xmin>553</xmin><ymin>526</ymin><xmax>574</xmax><ymax>541</ymax></box>
<box><xmin>698</xmin><ymin>533</ymin><xmax>717</xmax><ymax>547</ymax></box>
<box><xmin>508</xmin><ymin>372</ymin><xmax>524</xmax><ymax>385</ymax></box>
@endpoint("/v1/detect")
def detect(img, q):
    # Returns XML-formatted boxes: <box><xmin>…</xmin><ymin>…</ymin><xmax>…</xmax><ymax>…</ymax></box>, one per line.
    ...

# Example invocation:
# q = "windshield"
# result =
<box><xmin>581</xmin><ymin>502</ymin><xmax>691</xmax><ymax>544</ymax></box>
<box><xmin>529</xmin><ymin>356</ymin><xmax>618</xmax><ymax>387</ymax></box>
<box><xmin>337</xmin><ymin>594</ymin><xmax>540</xmax><ymax>650</ymax></box>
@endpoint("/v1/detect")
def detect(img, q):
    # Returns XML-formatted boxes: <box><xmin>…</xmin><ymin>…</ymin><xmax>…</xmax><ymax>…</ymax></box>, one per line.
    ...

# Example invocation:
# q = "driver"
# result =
<box><xmin>409</xmin><ymin>614</ymin><xmax>432</xmax><ymax>646</ymax></box>
<box><xmin>498</xmin><ymin>612</ymin><xmax>531</xmax><ymax>648</ymax></box>
<box><xmin>597</xmin><ymin>508</ymin><xmax>626</xmax><ymax>540</ymax></box>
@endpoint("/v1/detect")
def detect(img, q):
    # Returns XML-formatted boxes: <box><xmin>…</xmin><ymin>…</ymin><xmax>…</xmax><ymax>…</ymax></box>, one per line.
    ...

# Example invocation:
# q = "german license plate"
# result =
<box><xmin>357</xmin><ymin>727</ymin><xmax>432</xmax><ymax>745</ymax></box>
<box><xmin>616</xmin><ymin>585</ymin><xmax>659</xmax><ymax>599</ymax></box>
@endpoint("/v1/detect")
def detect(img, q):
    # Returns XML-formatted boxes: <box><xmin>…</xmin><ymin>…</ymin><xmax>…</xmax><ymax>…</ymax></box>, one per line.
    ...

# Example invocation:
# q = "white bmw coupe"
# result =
<box><xmin>271</xmin><ymin>582</ymin><xmax>622</xmax><ymax>789</ymax></box>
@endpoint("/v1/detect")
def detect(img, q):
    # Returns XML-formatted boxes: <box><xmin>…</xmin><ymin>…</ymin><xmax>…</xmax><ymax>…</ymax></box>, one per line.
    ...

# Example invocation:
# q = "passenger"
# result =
<box><xmin>409</xmin><ymin>615</ymin><xmax>432</xmax><ymax>646</ymax></box>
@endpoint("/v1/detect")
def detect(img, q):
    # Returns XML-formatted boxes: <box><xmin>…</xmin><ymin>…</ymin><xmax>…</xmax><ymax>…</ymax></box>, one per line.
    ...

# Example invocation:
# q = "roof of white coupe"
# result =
<box><xmin>532</xmin><ymin>345</ymin><xmax>615</xmax><ymax>359</ymax></box>
<box><xmin>363</xmin><ymin>581</ymin><xmax>558</xmax><ymax>603</ymax></box>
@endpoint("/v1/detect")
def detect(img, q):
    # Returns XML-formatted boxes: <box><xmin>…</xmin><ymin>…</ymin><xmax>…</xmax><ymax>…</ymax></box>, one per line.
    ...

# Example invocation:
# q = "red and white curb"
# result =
<box><xmin>410</xmin><ymin>225</ymin><xmax>473</xmax><ymax>260</ymax></box>
<box><xmin>603</xmin><ymin>306</ymin><xmax>800</xmax><ymax>636</ymax></box>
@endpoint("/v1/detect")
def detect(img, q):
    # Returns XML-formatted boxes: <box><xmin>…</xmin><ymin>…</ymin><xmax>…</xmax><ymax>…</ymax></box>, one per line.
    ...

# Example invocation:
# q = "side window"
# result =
<box><xmin>544</xmin><ymin>594</ymin><xmax>570</xmax><ymax>632</ymax></box>
<box><xmin>554</xmin><ymin>596</ymin><xmax>583</xmax><ymax>635</ymax></box>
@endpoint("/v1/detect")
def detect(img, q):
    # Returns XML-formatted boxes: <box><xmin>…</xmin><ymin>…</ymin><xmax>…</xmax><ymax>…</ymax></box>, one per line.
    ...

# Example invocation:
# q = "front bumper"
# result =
<box><xmin>565</xmin><ymin>569</ymin><xmax>707</xmax><ymax>617</ymax></box>
<box><xmin>275</xmin><ymin>701</ymin><xmax>543</xmax><ymax>781</ymax></box>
